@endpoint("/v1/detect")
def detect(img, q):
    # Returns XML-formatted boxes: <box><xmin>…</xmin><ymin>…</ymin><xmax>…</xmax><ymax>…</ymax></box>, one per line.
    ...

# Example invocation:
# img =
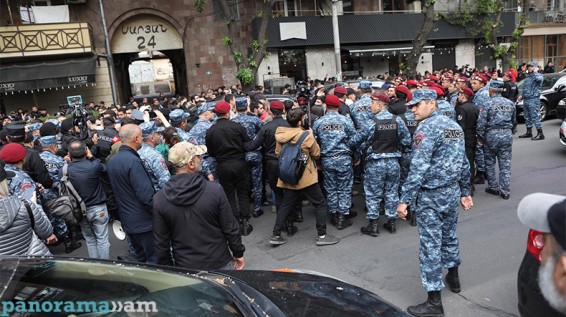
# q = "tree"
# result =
<box><xmin>405</xmin><ymin>0</ymin><xmax>437</xmax><ymax>76</ymax></box>
<box><xmin>218</xmin><ymin>0</ymin><xmax>275</xmax><ymax>91</ymax></box>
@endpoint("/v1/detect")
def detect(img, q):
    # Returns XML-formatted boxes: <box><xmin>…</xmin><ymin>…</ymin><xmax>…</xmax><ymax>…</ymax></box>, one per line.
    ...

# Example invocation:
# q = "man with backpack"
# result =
<box><xmin>67</xmin><ymin>140</ymin><xmax>110</xmax><ymax>259</ymax></box>
<box><xmin>269</xmin><ymin>108</ymin><xmax>339</xmax><ymax>247</ymax></box>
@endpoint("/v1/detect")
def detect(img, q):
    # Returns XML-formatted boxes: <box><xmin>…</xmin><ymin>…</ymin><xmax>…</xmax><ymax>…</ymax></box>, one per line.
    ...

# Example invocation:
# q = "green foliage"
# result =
<box><xmin>251</xmin><ymin>40</ymin><xmax>260</xmax><ymax>51</ymax></box>
<box><xmin>194</xmin><ymin>0</ymin><xmax>206</xmax><ymax>13</ymax></box>
<box><xmin>236</xmin><ymin>68</ymin><xmax>254</xmax><ymax>86</ymax></box>
<box><xmin>223</xmin><ymin>36</ymin><xmax>232</xmax><ymax>46</ymax></box>
<box><xmin>233</xmin><ymin>51</ymin><xmax>242</xmax><ymax>64</ymax></box>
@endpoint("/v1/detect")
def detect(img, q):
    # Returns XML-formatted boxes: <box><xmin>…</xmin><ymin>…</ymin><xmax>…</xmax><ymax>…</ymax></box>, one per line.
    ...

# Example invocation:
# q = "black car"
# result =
<box><xmin>0</xmin><ymin>257</ymin><xmax>409</xmax><ymax>317</ymax></box>
<box><xmin>556</xmin><ymin>97</ymin><xmax>566</xmax><ymax>120</ymax></box>
<box><xmin>517</xmin><ymin>229</ymin><xmax>564</xmax><ymax>317</ymax></box>
<box><xmin>516</xmin><ymin>73</ymin><xmax>566</xmax><ymax>122</ymax></box>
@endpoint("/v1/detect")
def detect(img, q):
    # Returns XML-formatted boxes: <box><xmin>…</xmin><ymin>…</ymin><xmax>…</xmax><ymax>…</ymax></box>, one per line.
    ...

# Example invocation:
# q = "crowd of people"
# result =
<box><xmin>0</xmin><ymin>61</ymin><xmax>554</xmax><ymax>317</ymax></box>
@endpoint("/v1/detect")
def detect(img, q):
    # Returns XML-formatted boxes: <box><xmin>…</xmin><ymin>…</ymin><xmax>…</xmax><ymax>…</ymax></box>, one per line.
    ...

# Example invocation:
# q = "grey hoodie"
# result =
<box><xmin>0</xmin><ymin>196</ymin><xmax>53</xmax><ymax>256</ymax></box>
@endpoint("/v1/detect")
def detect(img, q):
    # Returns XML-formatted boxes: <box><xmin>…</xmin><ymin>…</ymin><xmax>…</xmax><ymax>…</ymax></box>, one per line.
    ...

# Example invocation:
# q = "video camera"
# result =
<box><xmin>66</xmin><ymin>95</ymin><xmax>89</xmax><ymax>140</ymax></box>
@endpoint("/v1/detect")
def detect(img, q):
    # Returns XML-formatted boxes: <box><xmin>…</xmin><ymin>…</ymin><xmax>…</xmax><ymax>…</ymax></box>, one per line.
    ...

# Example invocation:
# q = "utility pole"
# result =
<box><xmin>98</xmin><ymin>0</ymin><xmax>118</xmax><ymax>105</ymax></box>
<box><xmin>331</xmin><ymin>0</ymin><xmax>342</xmax><ymax>81</ymax></box>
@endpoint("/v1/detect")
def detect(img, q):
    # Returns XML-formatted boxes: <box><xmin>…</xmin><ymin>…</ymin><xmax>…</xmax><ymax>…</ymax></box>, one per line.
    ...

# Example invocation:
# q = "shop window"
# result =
<box><xmin>278</xmin><ymin>49</ymin><xmax>306</xmax><ymax>81</ymax></box>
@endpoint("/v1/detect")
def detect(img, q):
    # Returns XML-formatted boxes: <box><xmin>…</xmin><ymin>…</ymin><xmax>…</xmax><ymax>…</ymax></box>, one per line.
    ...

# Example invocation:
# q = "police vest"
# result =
<box><xmin>371</xmin><ymin>116</ymin><xmax>399</xmax><ymax>154</ymax></box>
<box><xmin>400</xmin><ymin>114</ymin><xmax>418</xmax><ymax>136</ymax></box>
<box><xmin>97</xmin><ymin>128</ymin><xmax>118</xmax><ymax>158</ymax></box>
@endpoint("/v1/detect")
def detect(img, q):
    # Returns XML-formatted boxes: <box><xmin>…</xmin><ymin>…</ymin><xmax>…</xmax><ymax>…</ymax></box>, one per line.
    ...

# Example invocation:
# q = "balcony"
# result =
<box><xmin>0</xmin><ymin>22</ymin><xmax>94</xmax><ymax>59</ymax></box>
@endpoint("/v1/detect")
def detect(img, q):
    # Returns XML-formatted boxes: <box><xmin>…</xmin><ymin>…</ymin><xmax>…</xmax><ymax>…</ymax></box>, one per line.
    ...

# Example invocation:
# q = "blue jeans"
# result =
<box><xmin>80</xmin><ymin>203</ymin><xmax>110</xmax><ymax>259</ymax></box>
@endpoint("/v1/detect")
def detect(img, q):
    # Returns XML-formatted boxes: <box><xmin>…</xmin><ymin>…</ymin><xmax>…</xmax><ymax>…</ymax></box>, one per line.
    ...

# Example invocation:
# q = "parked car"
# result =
<box><xmin>560</xmin><ymin>119</ymin><xmax>566</xmax><ymax>146</ymax></box>
<box><xmin>517</xmin><ymin>229</ymin><xmax>564</xmax><ymax>317</ymax></box>
<box><xmin>263</xmin><ymin>94</ymin><xmax>294</xmax><ymax>104</ymax></box>
<box><xmin>515</xmin><ymin>73</ymin><xmax>566</xmax><ymax>122</ymax></box>
<box><xmin>0</xmin><ymin>257</ymin><xmax>409</xmax><ymax>317</ymax></box>
<box><xmin>556</xmin><ymin>97</ymin><xmax>566</xmax><ymax>120</ymax></box>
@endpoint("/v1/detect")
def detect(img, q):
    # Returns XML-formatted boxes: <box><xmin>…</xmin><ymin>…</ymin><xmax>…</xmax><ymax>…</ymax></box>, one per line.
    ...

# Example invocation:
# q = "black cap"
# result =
<box><xmin>61</xmin><ymin>118</ymin><xmax>74</xmax><ymax>132</ymax></box>
<box><xmin>39</xmin><ymin>122</ymin><xmax>57</xmax><ymax>136</ymax></box>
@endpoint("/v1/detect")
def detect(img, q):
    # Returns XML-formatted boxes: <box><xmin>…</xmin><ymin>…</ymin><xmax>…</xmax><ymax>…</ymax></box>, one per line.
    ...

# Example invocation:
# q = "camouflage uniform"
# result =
<box><xmin>138</xmin><ymin>143</ymin><xmax>171</xmax><ymax>192</ymax></box>
<box><xmin>477</xmin><ymin>85</ymin><xmax>516</xmax><ymax>197</ymax></box>
<box><xmin>472</xmin><ymin>85</ymin><xmax>490</xmax><ymax>174</ymax></box>
<box><xmin>449</xmin><ymin>91</ymin><xmax>459</xmax><ymax>108</ymax></box>
<box><xmin>5</xmin><ymin>164</ymin><xmax>36</xmax><ymax>201</ymax></box>
<box><xmin>231</xmin><ymin>113</ymin><xmax>264</xmax><ymax>214</ymax></box>
<box><xmin>313</xmin><ymin>111</ymin><xmax>356</xmax><ymax>216</ymax></box>
<box><xmin>350</xmin><ymin>110</ymin><xmax>411</xmax><ymax>221</ymax></box>
<box><xmin>349</xmin><ymin>94</ymin><xmax>373</xmax><ymax>130</ymax></box>
<box><xmin>521</xmin><ymin>71</ymin><xmax>543</xmax><ymax>130</ymax></box>
<box><xmin>399</xmin><ymin>110</ymin><xmax>471</xmax><ymax>292</ymax></box>
<box><xmin>399</xmin><ymin>109</ymin><xmax>418</xmax><ymax>189</ymax></box>
<box><xmin>189</xmin><ymin>119</ymin><xmax>217</xmax><ymax>180</ymax></box>
<box><xmin>38</xmin><ymin>149</ymin><xmax>70</xmax><ymax>238</ymax></box>
<box><xmin>437</xmin><ymin>99</ymin><xmax>456</xmax><ymax>121</ymax></box>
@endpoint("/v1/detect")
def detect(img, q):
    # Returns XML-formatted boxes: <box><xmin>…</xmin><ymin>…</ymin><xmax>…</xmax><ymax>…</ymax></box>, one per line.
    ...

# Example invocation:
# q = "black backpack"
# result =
<box><xmin>44</xmin><ymin>164</ymin><xmax>86</xmax><ymax>226</ymax></box>
<box><xmin>278</xmin><ymin>131</ymin><xmax>309</xmax><ymax>185</ymax></box>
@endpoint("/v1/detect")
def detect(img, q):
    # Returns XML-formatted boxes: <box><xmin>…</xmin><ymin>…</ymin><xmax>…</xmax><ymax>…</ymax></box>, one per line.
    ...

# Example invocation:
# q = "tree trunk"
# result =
<box><xmin>406</xmin><ymin>1</ymin><xmax>436</xmax><ymax>76</ymax></box>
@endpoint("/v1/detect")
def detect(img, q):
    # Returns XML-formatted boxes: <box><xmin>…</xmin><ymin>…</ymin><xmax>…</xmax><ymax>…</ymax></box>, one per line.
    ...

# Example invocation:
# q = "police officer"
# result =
<box><xmin>313</xmin><ymin>94</ymin><xmax>357</xmax><ymax>230</ymax></box>
<box><xmin>332</xmin><ymin>85</ymin><xmax>351</xmax><ymax>117</ymax></box>
<box><xmin>189</xmin><ymin>103</ymin><xmax>217</xmax><ymax>181</ymax></box>
<box><xmin>94</xmin><ymin>117</ymin><xmax>119</xmax><ymax>163</ymax></box>
<box><xmin>455</xmin><ymin>88</ymin><xmax>479</xmax><ymax>195</ymax></box>
<box><xmin>169</xmin><ymin>109</ymin><xmax>192</xmax><ymax>142</ymax></box>
<box><xmin>518</xmin><ymin>61</ymin><xmax>545</xmax><ymax>140</ymax></box>
<box><xmin>433</xmin><ymin>87</ymin><xmax>457</xmax><ymax>121</ymax></box>
<box><xmin>231</xmin><ymin>97</ymin><xmax>265</xmax><ymax>218</ymax></box>
<box><xmin>350</xmin><ymin>80</ymin><xmax>374</xmax><ymax>130</ymax></box>
<box><xmin>397</xmin><ymin>89</ymin><xmax>473</xmax><ymax>317</ymax></box>
<box><xmin>471</xmin><ymin>75</ymin><xmax>490</xmax><ymax>184</ymax></box>
<box><xmin>477</xmin><ymin>81</ymin><xmax>516</xmax><ymax>200</ymax></box>
<box><xmin>351</xmin><ymin>94</ymin><xmax>411</xmax><ymax>236</ymax></box>
<box><xmin>138</xmin><ymin>122</ymin><xmax>171</xmax><ymax>192</ymax></box>
<box><xmin>399</xmin><ymin>96</ymin><xmax>418</xmax><ymax>226</ymax></box>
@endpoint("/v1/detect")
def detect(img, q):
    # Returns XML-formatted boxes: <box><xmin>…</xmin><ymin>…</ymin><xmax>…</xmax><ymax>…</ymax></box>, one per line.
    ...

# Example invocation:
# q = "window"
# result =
<box><xmin>343</xmin><ymin>0</ymin><xmax>353</xmax><ymax>13</ymax></box>
<box><xmin>32</xmin><ymin>0</ymin><xmax>65</xmax><ymax>5</ymax></box>
<box><xmin>213</xmin><ymin>0</ymin><xmax>240</xmax><ymax>21</ymax></box>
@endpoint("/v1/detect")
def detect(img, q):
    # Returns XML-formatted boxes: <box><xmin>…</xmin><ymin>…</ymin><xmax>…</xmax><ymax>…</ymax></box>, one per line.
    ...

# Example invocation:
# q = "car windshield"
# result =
<box><xmin>0</xmin><ymin>258</ymin><xmax>244</xmax><ymax>316</ymax></box>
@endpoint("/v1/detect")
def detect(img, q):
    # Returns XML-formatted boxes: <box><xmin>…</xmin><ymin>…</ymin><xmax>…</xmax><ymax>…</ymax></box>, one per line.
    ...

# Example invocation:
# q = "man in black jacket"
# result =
<box><xmin>205</xmin><ymin>101</ymin><xmax>253</xmax><ymax>236</ymax></box>
<box><xmin>456</xmin><ymin>88</ymin><xmax>479</xmax><ymax>195</ymax></box>
<box><xmin>153</xmin><ymin>142</ymin><xmax>245</xmax><ymax>270</ymax></box>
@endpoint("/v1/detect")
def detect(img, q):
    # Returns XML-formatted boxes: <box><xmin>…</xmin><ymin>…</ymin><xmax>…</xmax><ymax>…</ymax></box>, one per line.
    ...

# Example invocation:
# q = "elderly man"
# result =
<box><xmin>518</xmin><ymin>193</ymin><xmax>566</xmax><ymax>314</ymax></box>
<box><xmin>153</xmin><ymin>142</ymin><xmax>245</xmax><ymax>270</ymax></box>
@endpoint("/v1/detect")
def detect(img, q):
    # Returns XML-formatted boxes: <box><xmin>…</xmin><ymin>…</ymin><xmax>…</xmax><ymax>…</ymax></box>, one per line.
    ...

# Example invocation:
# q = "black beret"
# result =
<box><xmin>39</xmin><ymin>122</ymin><xmax>57</xmax><ymax>136</ymax></box>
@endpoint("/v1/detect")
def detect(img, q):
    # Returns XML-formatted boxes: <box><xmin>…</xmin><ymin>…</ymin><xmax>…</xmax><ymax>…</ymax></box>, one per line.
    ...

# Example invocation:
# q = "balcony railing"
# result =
<box><xmin>0</xmin><ymin>22</ymin><xmax>94</xmax><ymax>59</ymax></box>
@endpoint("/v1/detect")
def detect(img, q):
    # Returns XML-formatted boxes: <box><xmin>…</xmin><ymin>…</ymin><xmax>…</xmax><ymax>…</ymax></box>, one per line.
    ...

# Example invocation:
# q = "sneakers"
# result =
<box><xmin>269</xmin><ymin>235</ymin><xmax>287</xmax><ymax>245</ymax></box>
<box><xmin>316</xmin><ymin>234</ymin><xmax>339</xmax><ymax>246</ymax></box>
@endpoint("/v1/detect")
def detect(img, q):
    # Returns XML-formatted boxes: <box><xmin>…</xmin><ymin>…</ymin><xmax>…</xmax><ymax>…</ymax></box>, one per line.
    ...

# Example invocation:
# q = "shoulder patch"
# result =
<box><xmin>457</xmin><ymin>114</ymin><xmax>463</xmax><ymax>121</ymax></box>
<box><xmin>414</xmin><ymin>132</ymin><xmax>425</xmax><ymax>149</ymax></box>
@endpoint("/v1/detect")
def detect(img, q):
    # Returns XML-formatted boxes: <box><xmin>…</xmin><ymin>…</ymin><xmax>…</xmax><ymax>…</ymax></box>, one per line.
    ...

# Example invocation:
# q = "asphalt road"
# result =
<box><xmin>52</xmin><ymin>118</ymin><xmax>566</xmax><ymax>317</ymax></box>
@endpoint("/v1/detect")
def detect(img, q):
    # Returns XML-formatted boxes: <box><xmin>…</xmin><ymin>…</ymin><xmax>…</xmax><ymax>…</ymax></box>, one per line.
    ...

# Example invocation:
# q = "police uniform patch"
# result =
<box><xmin>414</xmin><ymin>132</ymin><xmax>425</xmax><ymax>149</ymax></box>
<box><xmin>457</xmin><ymin>114</ymin><xmax>463</xmax><ymax>121</ymax></box>
<box><xmin>443</xmin><ymin>129</ymin><xmax>464</xmax><ymax>139</ymax></box>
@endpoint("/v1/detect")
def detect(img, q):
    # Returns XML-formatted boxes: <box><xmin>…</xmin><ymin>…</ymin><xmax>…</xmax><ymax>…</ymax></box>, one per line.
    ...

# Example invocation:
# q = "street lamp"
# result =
<box><xmin>332</xmin><ymin>0</ymin><xmax>342</xmax><ymax>81</ymax></box>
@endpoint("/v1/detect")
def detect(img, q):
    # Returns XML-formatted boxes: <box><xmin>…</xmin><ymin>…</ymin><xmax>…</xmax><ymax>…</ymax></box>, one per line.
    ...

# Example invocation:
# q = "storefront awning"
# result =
<box><xmin>0</xmin><ymin>56</ymin><xmax>97</xmax><ymax>94</ymax></box>
<box><xmin>347</xmin><ymin>45</ymin><xmax>435</xmax><ymax>57</ymax></box>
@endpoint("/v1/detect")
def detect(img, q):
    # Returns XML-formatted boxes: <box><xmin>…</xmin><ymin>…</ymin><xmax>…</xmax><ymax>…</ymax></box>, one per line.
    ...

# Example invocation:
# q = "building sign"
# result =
<box><xmin>280</xmin><ymin>22</ymin><xmax>307</xmax><ymax>41</ymax></box>
<box><xmin>112</xmin><ymin>16</ymin><xmax>183</xmax><ymax>54</ymax></box>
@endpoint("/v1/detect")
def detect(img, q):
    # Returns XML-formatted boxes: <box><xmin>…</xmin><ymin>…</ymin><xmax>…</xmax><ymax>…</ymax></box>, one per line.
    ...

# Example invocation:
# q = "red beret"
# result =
<box><xmin>333</xmin><ymin>86</ymin><xmax>347</xmax><ymax>95</ymax></box>
<box><xmin>442</xmin><ymin>76</ymin><xmax>453</xmax><ymax>82</ymax></box>
<box><xmin>460</xmin><ymin>88</ymin><xmax>474</xmax><ymax>97</ymax></box>
<box><xmin>406</xmin><ymin>80</ymin><xmax>419</xmax><ymax>87</ymax></box>
<box><xmin>428</xmin><ymin>75</ymin><xmax>440</xmax><ymax>82</ymax></box>
<box><xmin>484</xmin><ymin>72</ymin><xmax>492</xmax><ymax>79</ymax></box>
<box><xmin>0</xmin><ymin>143</ymin><xmax>26</xmax><ymax>163</ymax></box>
<box><xmin>457</xmin><ymin>76</ymin><xmax>469</xmax><ymax>82</ymax></box>
<box><xmin>270</xmin><ymin>100</ymin><xmax>284</xmax><ymax>110</ymax></box>
<box><xmin>472</xmin><ymin>75</ymin><xmax>487</xmax><ymax>84</ymax></box>
<box><xmin>370</xmin><ymin>93</ymin><xmax>390</xmax><ymax>104</ymax></box>
<box><xmin>431</xmin><ymin>86</ymin><xmax>444</xmax><ymax>98</ymax></box>
<box><xmin>214</xmin><ymin>101</ymin><xmax>231</xmax><ymax>114</ymax></box>
<box><xmin>325</xmin><ymin>95</ymin><xmax>341</xmax><ymax>107</ymax></box>
<box><xmin>395</xmin><ymin>85</ymin><xmax>413</xmax><ymax>102</ymax></box>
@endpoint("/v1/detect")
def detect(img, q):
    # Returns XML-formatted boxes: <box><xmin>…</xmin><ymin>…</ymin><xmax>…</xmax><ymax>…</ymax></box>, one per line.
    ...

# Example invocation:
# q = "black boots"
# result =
<box><xmin>331</xmin><ymin>213</ymin><xmax>353</xmax><ymax>230</ymax></box>
<box><xmin>240</xmin><ymin>218</ymin><xmax>253</xmax><ymax>236</ymax></box>
<box><xmin>485</xmin><ymin>187</ymin><xmax>500</xmax><ymax>196</ymax></box>
<box><xmin>445</xmin><ymin>267</ymin><xmax>461</xmax><ymax>293</ymax></box>
<box><xmin>518</xmin><ymin>127</ymin><xmax>532</xmax><ymax>138</ymax></box>
<box><xmin>383</xmin><ymin>219</ymin><xmax>396</xmax><ymax>234</ymax></box>
<box><xmin>361</xmin><ymin>219</ymin><xmax>379</xmax><ymax>237</ymax></box>
<box><xmin>532</xmin><ymin>129</ymin><xmax>545</xmax><ymax>140</ymax></box>
<box><xmin>473</xmin><ymin>171</ymin><xmax>485</xmax><ymax>184</ymax></box>
<box><xmin>407</xmin><ymin>291</ymin><xmax>444</xmax><ymax>317</ymax></box>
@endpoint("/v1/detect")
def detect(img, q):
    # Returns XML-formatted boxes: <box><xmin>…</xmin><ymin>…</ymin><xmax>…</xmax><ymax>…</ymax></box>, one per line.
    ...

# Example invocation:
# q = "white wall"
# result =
<box><xmin>306</xmin><ymin>48</ymin><xmax>336</xmax><ymax>80</ymax></box>
<box><xmin>455</xmin><ymin>39</ymin><xmax>475</xmax><ymax>69</ymax></box>
<box><xmin>416</xmin><ymin>52</ymin><xmax>433</xmax><ymax>74</ymax></box>
<box><xmin>360</xmin><ymin>56</ymin><xmax>389</xmax><ymax>78</ymax></box>
<box><xmin>256</xmin><ymin>51</ymin><xmax>281</xmax><ymax>85</ymax></box>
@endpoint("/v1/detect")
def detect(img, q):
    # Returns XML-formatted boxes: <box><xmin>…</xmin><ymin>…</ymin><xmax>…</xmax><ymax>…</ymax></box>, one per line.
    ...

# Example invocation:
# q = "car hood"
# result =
<box><xmin>223</xmin><ymin>270</ymin><xmax>409</xmax><ymax>317</ymax></box>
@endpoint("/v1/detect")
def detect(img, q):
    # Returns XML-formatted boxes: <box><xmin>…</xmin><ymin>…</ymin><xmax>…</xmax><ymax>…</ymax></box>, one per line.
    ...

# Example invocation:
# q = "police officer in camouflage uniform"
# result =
<box><xmin>138</xmin><ymin>122</ymin><xmax>171</xmax><ymax>192</ymax></box>
<box><xmin>169</xmin><ymin>109</ymin><xmax>193</xmax><ymax>142</ymax></box>
<box><xmin>350</xmin><ymin>94</ymin><xmax>411</xmax><ymax>236</ymax></box>
<box><xmin>189</xmin><ymin>103</ymin><xmax>217</xmax><ymax>181</ymax></box>
<box><xmin>350</xmin><ymin>80</ymin><xmax>374</xmax><ymax>130</ymax></box>
<box><xmin>477</xmin><ymin>81</ymin><xmax>516</xmax><ymax>200</ymax></box>
<box><xmin>399</xmin><ymin>98</ymin><xmax>418</xmax><ymax>226</ymax></box>
<box><xmin>471</xmin><ymin>75</ymin><xmax>490</xmax><ymax>184</ymax></box>
<box><xmin>231</xmin><ymin>97</ymin><xmax>264</xmax><ymax>218</ymax></box>
<box><xmin>518</xmin><ymin>62</ymin><xmax>545</xmax><ymax>140</ymax></box>
<box><xmin>313</xmin><ymin>94</ymin><xmax>357</xmax><ymax>230</ymax></box>
<box><xmin>397</xmin><ymin>89</ymin><xmax>473</xmax><ymax>317</ymax></box>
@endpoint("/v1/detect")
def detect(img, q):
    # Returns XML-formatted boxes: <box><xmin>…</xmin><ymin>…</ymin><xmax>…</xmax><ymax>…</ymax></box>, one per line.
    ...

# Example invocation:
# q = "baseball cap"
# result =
<box><xmin>131</xmin><ymin>109</ymin><xmax>144</xmax><ymax>121</ymax></box>
<box><xmin>0</xmin><ymin>143</ymin><xmax>26</xmax><ymax>163</ymax></box>
<box><xmin>168</xmin><ymin>142</ymin><xmax>207</xmax><ymax>168</ymax></box>
<box><xmin>235</xmin><ymin>97</ymin><xmax>248</xmax><ymax>110</ymax></box>
<box><xmin>169</xmin><ymin>109</ymin><xmax>190</xmax><ymax>123</ymax></box>
<box><xmin>325</xmin><ymin>95</ymin><xmax>341</xmax><ymax>107</ymax></box>
<box><xmin>214</xmin><ymin>101</ymin><xmax>231</xmax><ymax>114</ymax></box>
<box><xmin>27</xmin><ymin>123</ymin><xmax>41</xmax><ymax>132</ymax></box>
<box><xmin>0</xmin><ymin>165</ymin><xmax>15</xmax><ymax>182</ymax></box>
<box><xmin>405</xmin><ymin>89</ymin><xmax>438</xmax><ymax>106</ymax></box>
<box><xmin>370</xmin><ymin>93</ymin><xmax>390</xmax><ymax>104</ymax></box>
<box><xmin>359</xmin><ymin>80</ymin><xmax>372</xmax><ymax>91</ymax></box>
<box><xmin>518</xmin><ymin>193</ymin><xmax>566</xmax><ymax>251</ymax></box>
<box><xmin>40</xmin><ymin>135</ymin><xmax>57</xmax><ymax>145</ymax></box>
<box><xmin>489</xmin><ymin>80</ymin><xmax>504</xmax><ymax>89</ymax></box>
<box><xmin>140</xmin><ymin>122</ymin><xmax>156</xmax><ymax>137</ymax></box>
<box><xmin>527</xmin><ymin>61</ymin><xmax>540</xmax><ymax>68</ymax></box>
<box><xmin>197</xmin><ymin>103</ymin><xmax>215</xmax><ymax>116</ymax></box>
